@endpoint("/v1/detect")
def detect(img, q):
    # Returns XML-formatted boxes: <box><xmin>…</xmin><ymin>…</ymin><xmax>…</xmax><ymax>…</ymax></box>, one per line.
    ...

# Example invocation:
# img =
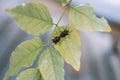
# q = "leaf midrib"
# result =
<box><xmin>11</xmin><ymin>10</ymin><xmax>52</xmax><ymax>25</ymax></box>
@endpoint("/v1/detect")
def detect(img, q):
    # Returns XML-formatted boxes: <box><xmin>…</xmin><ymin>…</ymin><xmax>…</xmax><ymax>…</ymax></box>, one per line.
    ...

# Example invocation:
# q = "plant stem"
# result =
<box><xmin>46</xmin><ymin>0</ymin><xmax>72</xmax><ymax>46</ymax></box>
<box><xmin>68</xmin><ymin>0</ymin><xmax>72</xmax><ymax>5</ymax></box>
<box><xmin>56</xmin><ymin>0</ymin><xmax>72</xmax><ymax>27</ymax></box>
<box><xmin>56</xmin><ymin>7</ymin><xmax>67</xmax><ymax>27</ymax></box>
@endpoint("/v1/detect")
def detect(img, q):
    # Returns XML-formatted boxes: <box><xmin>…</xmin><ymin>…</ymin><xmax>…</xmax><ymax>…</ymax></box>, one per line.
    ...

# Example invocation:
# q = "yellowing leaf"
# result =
<box><xmin>6</xmin><ymin>3</ymin><xmax>53</xmax><ymax>35</ymax></box>
<box><xmin>52</xmin><ymin>26</ymin><xmax>81</xmax><ymax>71</ymax></box>
<box><xmin>4</xmin><ymin>37</ymin><xmax>43</xmax><ymax>80</ymax></box>
<box><xmin>38</xmin><ymin>47</ymin><xmax>64</xmax><ymax>80</ymax></box>
<box><xmin>69</xmin><ymin>3</ymin><xmax>111</xmax><ymax>32</ymax></box>
<box><xmin>16</xmin><ymin>68</ymin><xmax>41</xmax><ymax>80</ymax></box>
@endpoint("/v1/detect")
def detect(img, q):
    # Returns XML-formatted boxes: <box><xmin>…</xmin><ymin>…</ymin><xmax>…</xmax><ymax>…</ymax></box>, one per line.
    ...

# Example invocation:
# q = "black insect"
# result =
<box><xmin>60</xmin><ymin>29</ymin><xmax>69</xmax><ymax>37</ymax></box>
<box><xmin>52</xmin><ymin>36</ymin><xmax>61</xmax><ymax>44</ymax></box>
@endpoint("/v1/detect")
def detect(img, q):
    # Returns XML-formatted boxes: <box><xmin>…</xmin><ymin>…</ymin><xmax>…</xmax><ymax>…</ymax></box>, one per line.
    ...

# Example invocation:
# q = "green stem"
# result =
<box><xmin>56</xmin><ymin>7</ymin><xmax>67</xmax><ymax>27</ymax></box>
<box><xmin>46</xmin><ymin>0</ymin><xmax>72</xmax><ymax>46</ymax></box>
<box><xmin>68</xmin><ymin>0</ymin><xmax>72</xmax><ymax>5</ymax></box>
<box><xmin>56</xmin><ymin>0</ymin><xmax>72</xmax><ymax>27</ymax></box>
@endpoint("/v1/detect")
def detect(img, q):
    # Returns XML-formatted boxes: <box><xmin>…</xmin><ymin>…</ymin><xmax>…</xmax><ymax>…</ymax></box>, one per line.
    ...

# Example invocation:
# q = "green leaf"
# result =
<box><xmin>38</xmin><ymin>47</ymin><xmax>64</xmax><ymax>80</ymax></box>
<box><xmin>16</xmin><ymin>68</ymin><xmax>41</xmax><ymax>80</ymax></box>
<box><xmin>56</xmin><ymin>0</ymin><xmax>66</xmax><ymax>6</ymax></box>
<box><xmin>52</xmin><ymin>26</ymin><xmax>81</xmax><ymax>71</ymax></box>
<box><xmin>56</xmin><ymin>0</ymin><xmax>66</xmax><ymax>3</ymax></box>
<box><xmin>4</xmin><ymin>37</ymin><xmax>43</xmax><ymax>80</ymax></box>
<box><xmin>6</xmin><ymin>3</ymin><xmax>53</xmax><ymax>35</ymax></box>
<box><xmin>69</xmin><ymin>3</ymin><xmax>111</xmax><ymax>32</ymax></box>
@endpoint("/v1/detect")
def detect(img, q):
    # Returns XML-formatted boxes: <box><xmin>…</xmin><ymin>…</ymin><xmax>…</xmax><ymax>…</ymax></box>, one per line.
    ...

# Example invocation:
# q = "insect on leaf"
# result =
<box><xmin>52</xmin><ymin>26</ymin><xmax>81</xmax><ymax>71</ymax></box>
<box><xmin>4</xmin><ymin>37</ymin><xmax>43</xmax><ymax>80</ymax></box>
<box><xmin>69</xmin><ymin>3</ymin><xmax>111</xmax><ymax>32</ymax></box>
<box><xmin>38</xmin><ymin>47</ymin><xmax>64</xmax><ymax>80</ymax></box>
<box><xmin>16</xmin><ymin>68</ymin><xmax>42</xmax><ymax>80</ymax></box>
<box><xmin>6</xmin><ymin>3</ymin><xmax>53</xmax><ymax>35</ymax></box>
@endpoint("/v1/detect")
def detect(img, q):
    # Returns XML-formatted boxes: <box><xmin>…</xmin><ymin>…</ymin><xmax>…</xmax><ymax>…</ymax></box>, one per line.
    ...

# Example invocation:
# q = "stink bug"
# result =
<box><xmin>60</xmin><ymin>29</ymin><xmax>69</xmax><ymax>37</ymax></box>
<box><xmin>52</xmin><ymin>36</ymin><xmax>61</xmax><ymax>44</ymax></box>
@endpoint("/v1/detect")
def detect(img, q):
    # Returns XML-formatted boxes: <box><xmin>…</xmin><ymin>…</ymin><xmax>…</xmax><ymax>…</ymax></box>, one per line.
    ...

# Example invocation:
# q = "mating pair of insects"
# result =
<box><xmin>52</xmin><ymin>28</ymin><xmax>70</xmax><ymax>44</ymax></box>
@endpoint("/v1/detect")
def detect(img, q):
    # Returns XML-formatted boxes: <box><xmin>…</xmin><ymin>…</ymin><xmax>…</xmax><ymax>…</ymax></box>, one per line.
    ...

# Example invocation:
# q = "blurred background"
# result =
<box><xmin>0</xmin><ymin>0</ymin><xmax>120</xmax><ymax>80</ymax></box>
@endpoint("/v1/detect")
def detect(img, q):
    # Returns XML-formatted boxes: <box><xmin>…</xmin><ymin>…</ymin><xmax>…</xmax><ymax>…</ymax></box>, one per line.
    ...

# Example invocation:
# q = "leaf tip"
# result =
<box><xmin>106</xmin><ymin>25</ymin><xmax>112</xmax><ymax>32</ymax></box>
<box><xmin>73</xmin><ymin>65</ymin><xmax>80</xmax><ymax>71</ymax></box>
<box><xmin>76</xmin><ymin>67</ymin><xmax>80</xmax><ymax>71</ymax></box>
<box><xmin>107</xmin><ymin>27</ymin><xmax>112</xmax><ymax>32</ymax></box>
